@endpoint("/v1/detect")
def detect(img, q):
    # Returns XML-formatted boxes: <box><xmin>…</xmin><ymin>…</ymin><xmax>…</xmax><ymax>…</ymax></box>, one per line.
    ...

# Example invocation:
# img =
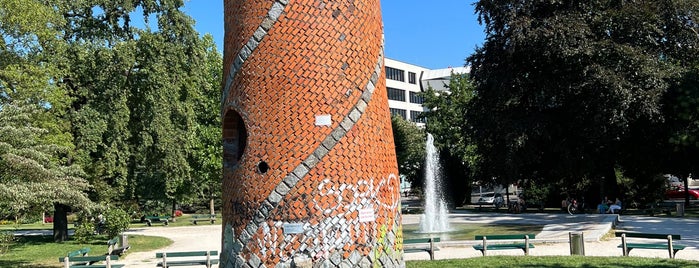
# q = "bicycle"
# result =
<box><xmin>567</xmin><ymin>198</ymin><xmax>585</xmax><ymax>215</ymax></box>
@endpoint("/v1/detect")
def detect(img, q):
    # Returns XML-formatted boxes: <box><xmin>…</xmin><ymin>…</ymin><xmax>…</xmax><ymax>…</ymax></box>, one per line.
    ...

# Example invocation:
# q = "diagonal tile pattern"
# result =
<box><xmin>222</xmin><ymin>0</ymin><xmax>403</xmax><ymax>267</ymax></box>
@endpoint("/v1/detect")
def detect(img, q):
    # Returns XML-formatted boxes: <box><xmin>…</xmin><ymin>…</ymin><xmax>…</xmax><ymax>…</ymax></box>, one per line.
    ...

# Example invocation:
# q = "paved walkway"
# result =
<box><xmin>115</xmin><ymin>212</ymin><xmax>699</xmax><ymax>267</ymax></box>
<box><xmin>403</xmin><ymin>212</ymin><xmax>699</xmax><ymax>261</ymax></box>
<box><xmin>121</xmin><ymin>225</ymin><xmax>221</xmax><ymax>267</ymax></box>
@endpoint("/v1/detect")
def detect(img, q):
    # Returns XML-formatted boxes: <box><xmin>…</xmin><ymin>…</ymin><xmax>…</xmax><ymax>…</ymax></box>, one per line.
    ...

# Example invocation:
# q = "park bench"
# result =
<box><xmin>403</xmin><ymin>237</ymin><xmax>440</xmax><ymax>260</ymax></box>
<box><xmin>58</xmin><ymin>255</ymin><xmax>123</xmax><ymax>268</ymax></box>
<box><xmin>66</xmin><ymin>247</ymin><xmax>91</xmax><ymax>258</ymax></box>
<box><xmin>473</xmin><ymin>234</ymin><xmax>536</xmax><ymax>256</ymax></box>
<box><xmin>156</xmin><ymin>250</ymin><xmax>219</xmax><ymax>267</ymax></box>
<box><xmin>144</xmin><ymin>215</ymin><xmax>171</xmax><ymax>226</ymax></box>
<box><xmin>189</xmin><ymin>214</ymin><xmax>216</xmax><ymax>225</ymax></box>
<box><xmin>616</xmin><ymin>232</ymin><xmax>685</xmax><ymax>258</ymax></box>
<box><xmin>106</xmin><ymin>236</ymin><xmax>130</xmax><ymax>256</ymax></box>
<box><xmin>645</xmin><ymin>202</ymin><xmax>676</xmax><ymax>216</ymax></box>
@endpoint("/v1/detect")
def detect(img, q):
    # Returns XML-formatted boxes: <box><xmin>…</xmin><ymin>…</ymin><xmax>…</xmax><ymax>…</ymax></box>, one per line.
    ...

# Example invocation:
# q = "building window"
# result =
<box><xmin>410</xmin><ymin>110</ymin><xmax>426</xmax><ymax>123</ymax></box>
<box><xmin>408</xmin><ymin>72</ymin><xmax>416</xmax><ymax>84</ymax></box>
<box><xmin>386</xmin><ymin>66</ymin><xmax>405</xmax><ymax>82</ymax></box>
<box><xmin>390</xmin><ymin>108</ymin><xmax>406</xmax><ymax>120</ymax></box>
<box><xmin>409</xmin><ymin>92</ymin><xmax>423</xmax><ymax>104</ymax></box>
<box><xmin>387</xmin><ymin>87</ymin><xmax>406</xmax><ymax>102</ymax></box>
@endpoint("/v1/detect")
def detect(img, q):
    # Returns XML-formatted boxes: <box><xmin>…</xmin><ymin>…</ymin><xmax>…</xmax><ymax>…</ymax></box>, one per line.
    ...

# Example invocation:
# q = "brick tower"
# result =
<box><xmin>221</xmin><ymin>0</ymin><xmax>403</xmax><ymax>267</ymax></box>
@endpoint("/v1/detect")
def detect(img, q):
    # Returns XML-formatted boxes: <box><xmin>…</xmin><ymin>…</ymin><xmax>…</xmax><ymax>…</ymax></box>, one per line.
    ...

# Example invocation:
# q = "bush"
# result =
<box><xmin>67</xmin><ymin>213</ymin><xmax>78</xmax><ymax>224</ymax></box>
<box><xmin>73</xmin><ymin>222</ymin><xmax>95</xmax><ymax>244</ymax></box>
<box><xmin>104</xmin><ymin>208</ymin><xmax>130</xmax><ymax>238</ymax></box>
<box><xmin>174</xmin><ymin>210</ymin><xmax>183</xmax><ymax>217</ymax></box>
<box><xmin>0</xmin><ymin>231</ymin><xmax>14</xmax><ymax>254</ymax></box>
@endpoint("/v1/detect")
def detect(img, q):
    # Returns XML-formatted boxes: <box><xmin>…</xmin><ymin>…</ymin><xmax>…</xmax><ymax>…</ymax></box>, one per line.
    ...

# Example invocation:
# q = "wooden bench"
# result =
<box><xmin>473</xmin><ymin>234</ymin><xmax>536</xmax><ymax>256</ymax></box>
<box><xmin>646</xmin><ymin>202</ymin><xmax>676</xmax><ymax>216</ymax></box>
<box><xmin>59</xmin><ymin>255</ymin><xmax>123</xmax><ymax>268</ymax></box>
<box><xmin>156</xmin><ymin>250</ymin><xmax>219</xmax><ymax>267</ymax></box>
<box><xmin>189</xmin><ymin>214</ymin><xmax>216</xmax><ymax>225</ymax></box>
<box><xmin>144</xmin><ymin>216</ymin><xmax>171</xmax><ymax>226</ymax></box>
<box><xmin>616</xmin><ymin>232</ymin><xmax>686</xmax><ymax>258</ymax></box>
<box><xmin>403</xmin><ymin>237</ymin><xmax>440</xmax><ymax>260</ymax></box>
<box><xmin>106</xmin><ymin>236</ymin><xmax>130</xmax><ymax>256</ymax></box>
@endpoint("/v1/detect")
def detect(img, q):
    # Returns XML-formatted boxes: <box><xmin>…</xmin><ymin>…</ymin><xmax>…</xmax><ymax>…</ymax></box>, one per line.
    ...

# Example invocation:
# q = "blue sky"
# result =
<box><xmin>182</xmin><ymin>0</ymin><xmax>485</xmax><ymax>69</ymax></box>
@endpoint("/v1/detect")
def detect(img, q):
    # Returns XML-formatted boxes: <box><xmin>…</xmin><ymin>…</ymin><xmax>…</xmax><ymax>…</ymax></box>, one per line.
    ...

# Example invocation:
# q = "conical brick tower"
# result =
<box><xmin>221</xmin><ymin>0</ymin><xmax>403</xmax><ymax>267</ymax></box>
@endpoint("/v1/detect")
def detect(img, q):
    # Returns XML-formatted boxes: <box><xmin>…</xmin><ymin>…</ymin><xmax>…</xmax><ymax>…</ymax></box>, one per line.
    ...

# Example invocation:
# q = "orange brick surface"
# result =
<box><xmin>222</xmin><ymin>0</ymin><xmax>402</xmax><ymax>267</ymax></box>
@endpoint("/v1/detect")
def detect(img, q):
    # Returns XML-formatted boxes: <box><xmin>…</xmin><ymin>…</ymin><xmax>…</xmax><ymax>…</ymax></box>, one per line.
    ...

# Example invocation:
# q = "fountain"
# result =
<box><xmin>419</xmin><ymin>133</ymin><xmax>451</xmax><ymax>233</ymax></box>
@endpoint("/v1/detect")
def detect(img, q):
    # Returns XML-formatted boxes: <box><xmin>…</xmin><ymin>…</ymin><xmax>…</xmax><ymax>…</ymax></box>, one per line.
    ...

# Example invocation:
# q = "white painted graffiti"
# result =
<box><xmin>249</xmin><ymin>173</ymin><xmax>401</xmax><ymax>263</ymax></box>
<box><xmin>313</xmin><ymin>173</ymin><xmax>400</xmax><ymax>214</ymax></box>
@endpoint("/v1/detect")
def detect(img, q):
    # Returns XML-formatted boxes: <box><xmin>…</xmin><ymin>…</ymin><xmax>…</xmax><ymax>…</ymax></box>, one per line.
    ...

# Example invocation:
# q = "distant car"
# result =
<box><xmin>478</xmin><ymin>193</ymin><xmax>504</xmax><ymax>208</ymax></box>
<box><xmin>665</xmin><ymin>189</ymin><xmax>699</xmax><ymax>200</ymax></box>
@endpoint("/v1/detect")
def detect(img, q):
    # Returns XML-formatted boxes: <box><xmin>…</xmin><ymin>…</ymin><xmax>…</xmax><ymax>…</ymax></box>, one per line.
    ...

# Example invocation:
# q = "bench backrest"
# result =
<box><xmin>403</xmin><ymin>237</ymin><xmax>440</xmax><ymax>244</ymax></box>
<box><xmin>156</xmin><ymin>250</ymin><xmax>218</xmax><ymax>258</ymax></box>
<box><xmin>146</xmin><ymin>216</ymin><xmax>169</xmax><ymax>219</ymax></box>
<box><xmin>107</xmin><ymin>236</ymin><xmax>119</xmax><ymax>246</ymax></box>
<box><xmin>475</xmin><ymin>234</ymin><xmax>536</xmax><ymax>240</ymax></box>
<box><xmin>615</xmin><ymin>232</ymin><xmax>681</xmax><ymax>240</ymax></box>
<box><xmin>59</xmin><ymin>255</ymin><xmax>119</xmax><ymax>263</ymax></box>
<box><xmin>66</xmin><ymin>247</ymin><xmax>91</xmax><ymax>258</ymax></box>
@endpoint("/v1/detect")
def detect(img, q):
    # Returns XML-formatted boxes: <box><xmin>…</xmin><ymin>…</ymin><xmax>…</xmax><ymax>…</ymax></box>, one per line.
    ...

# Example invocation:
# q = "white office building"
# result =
<box><xmin>384</xmin><ymin>58</ymin><xmax>469</xmax><ymax>125</ymax></box>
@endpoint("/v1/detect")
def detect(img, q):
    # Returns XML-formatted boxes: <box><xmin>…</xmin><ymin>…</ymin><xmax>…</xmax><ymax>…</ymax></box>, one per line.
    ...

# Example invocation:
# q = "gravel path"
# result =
<box><xmin>121</xmin><ymin>225</ymin><xmax>221</xmax><ymax>268</ymax></box>
<box><xmin>118</xmin><ymin>214</ymin><xmax>699</xmax><ymax>267</ymax></box>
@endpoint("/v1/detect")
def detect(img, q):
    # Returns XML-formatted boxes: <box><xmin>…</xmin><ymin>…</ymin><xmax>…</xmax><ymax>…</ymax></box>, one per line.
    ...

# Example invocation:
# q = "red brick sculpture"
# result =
<box><xmin>222</xmin><ymin>0</ymin><xmax>403</xmax><ymax>267</ymax></box>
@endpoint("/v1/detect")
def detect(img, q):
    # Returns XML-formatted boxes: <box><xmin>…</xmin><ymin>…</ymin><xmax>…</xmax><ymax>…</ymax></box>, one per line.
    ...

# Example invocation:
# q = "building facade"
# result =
<box><xmin>384</xmin><ymin>58</ymin><xmax>469</xmax><ymax>125</ymax></box>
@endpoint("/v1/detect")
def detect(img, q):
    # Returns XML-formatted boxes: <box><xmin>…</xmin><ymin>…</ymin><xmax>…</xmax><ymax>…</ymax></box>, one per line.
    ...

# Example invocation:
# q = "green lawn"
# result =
<box><xmin>0</xmin><ymin>234</ymin><xmax>172</xmax><ymax>267</ymax></box>
<box><xmin>403</xmin><ymin>223</ymin><xmax>543</xmax><ymax>241</ymax></box>
<box><xmin>130</xmin><ymin>213</ymin><xmax>221</xmax><ymax>228</ymax></box>
<box><xmin>0</xmin><ymin>213</ymin><xmax>217</xmax><ymax>267</ymax></box>
<box><xmin>406</xmin><ymin>256</ymin><xmax>699</xmax><ymax>268</ymax></box>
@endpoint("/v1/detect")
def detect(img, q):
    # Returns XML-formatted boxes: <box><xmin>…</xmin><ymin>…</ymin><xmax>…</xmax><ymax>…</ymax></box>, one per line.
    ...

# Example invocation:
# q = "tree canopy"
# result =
<box><xmin>467</xmin><ymin>0</ymin><xmax>699</xmax><ymax>201</ymax></box>
<box><xmin>1</xmin><ymin>0</ymin><xmax>223</xmax><ymax>239</ymax></box>
<box><xmin>0</xmin><ymin>103</ymin><xmax>92</xmax><ymax>221</ymax></box>
<box><xmin>421</xmin><ymin>73</ymin><xmax>479</xmax><ymax>205</ymax></box>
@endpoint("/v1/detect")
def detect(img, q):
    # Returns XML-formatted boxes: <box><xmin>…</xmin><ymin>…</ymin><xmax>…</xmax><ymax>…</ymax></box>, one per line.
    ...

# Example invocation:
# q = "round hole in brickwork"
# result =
<box><xmin>257</xmin><ymin>161</ymin><xmax>269</xmax><ymax>174</ymax></box>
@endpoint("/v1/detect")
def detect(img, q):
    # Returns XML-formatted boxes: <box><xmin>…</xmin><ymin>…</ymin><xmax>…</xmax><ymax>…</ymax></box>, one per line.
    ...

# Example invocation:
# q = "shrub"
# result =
<box><xmin>104</xmin><ymin>208</ymin><xmax>130</xmax><ymax>238</ymax></box>
<box><xmin>0</xmin><ymin>231</ymin><xmax>14</xmax><ymax>254</ymax></box>
<box><xmin>73</xmin><ymin>222</ymin><xmax>95</xmax><ymax>244</ymax></box>
<box><xmin>174</xmin><ymin>210</ymin><xmax>183</xmax><ymax>217</ymax></box>
<box><xmin>67</xmin><ymin>213</ymin><xmax>78</xmax><ymax>223</ymax></box>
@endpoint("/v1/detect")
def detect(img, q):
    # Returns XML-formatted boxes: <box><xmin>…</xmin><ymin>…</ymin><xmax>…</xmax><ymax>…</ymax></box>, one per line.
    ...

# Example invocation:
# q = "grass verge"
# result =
<box><xmin>0</xmin><ymin>234</ymin><xmax>172</xmax><ymax>268</ymax></box>
<box><xmin>406</xmin><ymin>256</ymin><xmax>699</xmax><ymax>268</ymax></box>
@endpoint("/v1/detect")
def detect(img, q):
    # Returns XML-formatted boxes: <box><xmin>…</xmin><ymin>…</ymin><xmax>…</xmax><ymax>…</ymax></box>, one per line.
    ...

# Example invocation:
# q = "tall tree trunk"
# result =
<box><xmin>591</xmin><ymin>165</ymin><xmax>620</xmax><ymax>207</ymax></box>
<box><xmin>53</xmin><ymin>203</ymin><xmax>69</xmax><ymax>242</ymax></box>
<box><xmin>209</xmin><ymin>196</ymin><xmax>215</xmax><ymax>216</ymax></box>
<box><xmin>171</xmin><ymin>199</ymin><xmax>177</xmax><ymax>222</ymax></box>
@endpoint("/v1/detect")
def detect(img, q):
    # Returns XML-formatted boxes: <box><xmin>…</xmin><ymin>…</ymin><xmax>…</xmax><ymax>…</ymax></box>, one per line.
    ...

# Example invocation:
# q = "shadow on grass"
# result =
<box><xmin>16</xmin><ymin>235</ymin><xmax>108</xmax><ymax>246</ymax></box>
<box><xmin>0</xmin><ymin>260</ymin><xmax>56</xmax><ymax>268</ymax></box>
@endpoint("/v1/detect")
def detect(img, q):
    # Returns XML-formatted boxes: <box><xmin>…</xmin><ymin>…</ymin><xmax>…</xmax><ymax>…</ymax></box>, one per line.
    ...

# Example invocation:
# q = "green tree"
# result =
<box><xmin>2</xmin><ymin>0</ymin><xmax>224</xmax><ymax>227</ymax></box>
<box><xmin>468</xmin><ymin>0</ymin><xmax>699</xmax><ymax>202</ymax></box>
<box><xmin>0</xmin><ymin>103</ymin><xmax>92</xmax><ymax>241</ymax></box>
<box><xmin>0</xmin><ymin>0</ymin><xmax>94</xmax><ymax>241</ymax></box>
<box><xmin>44</xmin><ymin>1</ymin><xmax>220</xmax><ymax>216</ymax></box>
<box><xmin>391</xmin><ymin>115</ymin><xmax>425</xmax><ymax>190</ymax></box>
<box><xmin>422</xmin><ymin>73</ymin><xmax>478</xmax><ymax>205</ymax></box>
<box><xmin>188</xmin><ymin>35</ymin><xmax>223</xmax><ymax>215</ymax></box>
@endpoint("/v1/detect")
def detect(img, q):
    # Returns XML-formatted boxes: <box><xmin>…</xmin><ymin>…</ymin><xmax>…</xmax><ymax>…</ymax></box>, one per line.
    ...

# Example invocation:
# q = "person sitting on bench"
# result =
<box><xmin>608</xmin><ymin>198</ymin><xmax>622</xmax><ymax>214</ymax></box>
